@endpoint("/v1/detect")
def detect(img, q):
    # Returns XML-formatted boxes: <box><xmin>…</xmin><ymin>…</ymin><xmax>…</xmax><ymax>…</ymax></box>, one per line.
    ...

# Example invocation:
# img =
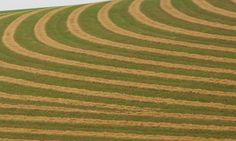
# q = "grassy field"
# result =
<box><xmin>0</xmin><ymin>0</ymin><xmax>235</xmax><ymax>140</ymax></box>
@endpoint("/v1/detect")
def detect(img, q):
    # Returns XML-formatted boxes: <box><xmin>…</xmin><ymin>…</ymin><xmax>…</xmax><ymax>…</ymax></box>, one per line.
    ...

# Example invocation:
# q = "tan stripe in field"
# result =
<box><xmin>0</xmin><ymin>103</ymin><xmax>113</xmax><ymax>114</ymax></box>
<box><xmin>232</xmin><ymin>0</ymin><xmax>236</xmax><ymax>4</ymax></box>
<box><xmin>1</xmin><ymin>114</ymin><xmax>236</xmax><ymax>132</ymax></box>
<box><xmin>0</xmin><ymin>127</ymin><xmax>235</xmax><ymax>141</ymax></box>
<box><xmin>68</xmin><ymin>4</ymin><xmax>236</xmax><ymax>72</ymax></box>
<box><xmin>98</xmin><ymin>0</ymin><xmax>236</xmax><ymax>54</ymax></box>
<box><xmin>1</xmin><ymin>92</ymin><xmax>236</xmax><ymax>122</ymax></box>
<box><xmin>192</xmin><ymin>0</ymin><xmax>236</xmax><ymax>19</ymax></box>
<box><xmin>129</xmin><ymin>0</ymin><xmax>236</xmax><ymax>41</ymax></box>
<box><xmin>160</xmin><ymin>0</ymin><xmax>236</xmax><ymax>31</ymax></box>
<box><xmin>3</xmin><ymin>9</ymin><xmax>236</xmax><ymax>84</ymax></box>
<box><xmin>0</xmin><ymin>138</ymin><xmax>39</xmax><ymax>141</ymax></box>
<box><xmin>1</xmin><ymin>76</ymin><xmax>236</xmax><ymax>111</ymax></box>
<box><xmin>0</xmin><ymin>12</ymin><xmax>24</xmax><ymax>20</ymax></box>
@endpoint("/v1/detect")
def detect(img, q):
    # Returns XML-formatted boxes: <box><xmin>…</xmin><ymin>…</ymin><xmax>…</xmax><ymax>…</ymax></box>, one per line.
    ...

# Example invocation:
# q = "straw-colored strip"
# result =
<box><xmin>0</xmin><ymin>12</ymin><xmax>24</xmax><ymax>20</ymax></box>
<box><xmin>0</xmin><ymin>138</ymin><xmax>39</xmax><ymax>141</ymax></box>
<box><xmin>1</xmin><ymin>114</ymin><xmax>236</xmax><ymax>132</ymax></box>
<box><xmin>192</xmin><ymin>0</ymin><xmax>236</xmax><ymax>19</ymax></box>
<box><xmin>129</xmin><ymin>0</ymin><xmax>236</xmax><ymax>41</ymax></box>
<box><xmin>160</xmin><ymin>0</ymin><xmax>236</xmax><ymax>31</ymax></box>
<box><xmin>0</xmin><ymin>103</ymin><xmax>110</xmax><ymax>114</ymax></box>
<box><xmin>232</xmin><ymin>0</ymin><xmax>236</xmax><ymax>4</ymax></box>
<box><xmin>0</xmin><ymin>127</ymin><xmax>234</xmax><ymax>141</ymax></box>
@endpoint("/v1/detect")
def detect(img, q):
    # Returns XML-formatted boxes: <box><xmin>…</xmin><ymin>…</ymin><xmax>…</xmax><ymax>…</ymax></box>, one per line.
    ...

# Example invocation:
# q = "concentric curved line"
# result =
<box><xmin>68</xmin><ymin>4</ymin><xmax>236</xmax><ymax>75</ymax></box>
<box><xmin>34</xmin><ymin>5</ymin><xmax>236</xmax><ymax>86</ymax></box>
<box><xmin>2</xmin><ymin>9</ymin><xmax>236</xmax><ymax>113</ymax></box>
<box><xmin>1</xmin><ymin>75</ymin><xmax>236</xmax><ymax>110</ymax></box>
<box><xmin>1</xmin><ymin>2</ymin><xmax>236</xmax><ymax>110</ymax></box>
<box><xmin>68</xmin><ymin>4</ymin><xmax>236</xmax><ymax>76</ymax></box>
<box><xmin>160</xmin><ymin>0</ymin><xmax>236</xmax><ymax>31</ymax></box>
<box><xmin>0</xmin><ymin>3</ymin><xmax>236</xmax><ymax>139</ymax></box>
<box><xmin>1</xmin><ymin>114</ymin><xmax>236</xmax><ymax>132</ymax></box>
<box><xmin>37</xmin><ymin>7</ymin><xmax>215</xmax><ymax>70</ymax></box>
<box><xmin>3</xmin><ymin>8</ymin><xmax>236</xmax><ymax>99</ymax></box>
<box><xmin>0</xmin><ymin>127</ymin><xmax>235</xmax><ymax>141</ymax></box>
<box><xmin>129</xmin><ymin>0</ymin><xmax>236</xmax><ymax>41</ymax></box>
<box><xmin>7</xmin><ymin>7</ymin><xmax>236</xmax><ymax>88</ymax></box>
<box><xmin>97</xmin><ymin>0</ymin><xmax>236</xmax><ymax>54</ymax></box>
<box><xmin>2</xmin><ymin>91</ymin><xmax>236</xmax><ymax>122</ymax></box>
<box><xmin>192</xmin><ymin>0</ymin><xmax>236</xmax><ymax>19</ymax></box>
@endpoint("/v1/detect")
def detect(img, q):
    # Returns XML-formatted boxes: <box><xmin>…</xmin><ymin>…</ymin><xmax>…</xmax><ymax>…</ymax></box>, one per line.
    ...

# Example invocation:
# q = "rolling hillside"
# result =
<box><xmin>0</xmin><ymin>0</ymin><xmax>235</xmax><ymax>140</ymax></box>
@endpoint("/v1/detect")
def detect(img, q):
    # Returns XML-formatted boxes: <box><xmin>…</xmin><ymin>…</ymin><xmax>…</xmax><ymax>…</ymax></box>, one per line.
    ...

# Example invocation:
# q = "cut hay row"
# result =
<box><xmin>232</xmin><ymin>0</ymin><xmax>236</xmax><ymax>4</ymax></box>
<box><xmin>0</xmin><ymin>12</ymin><xmax>25</xmax><ymax>20</ymax></box>
<box><xmin>0</xmin><ymin>127</ymin><xmax>235</xmax><ymax>141</ymax></box>
<box><xmin>1</xmin><ymin>114</ymin><xmax>236</xmax><ymax>132</ymax></box>
<box><xmin>129</xmin><ymin>0</ymin><xmax>236</xmax><ymax>41</ymax></box>
<box><xmin>192</xmin><ymin>0</ymin><xmax>236</xmax><ymax>19</ymax></box>
<box><xmin>160</xmin><ymin>0</ymin><xmax>236</xmax><ymax>30</ymax></box>
<box><xmin>0</xmin><ymin>0</ymin><xmax>235</xmax><ymax>140</ymax></box>
<box><xmin>0</xmin><ymin>138</ymin><xmax>38</xmax><ymax>141</ymax></box>
<box><xmin>0</xmin><ymin>103</ymin><xmax>110</xmax><ymax>114</ymax></box>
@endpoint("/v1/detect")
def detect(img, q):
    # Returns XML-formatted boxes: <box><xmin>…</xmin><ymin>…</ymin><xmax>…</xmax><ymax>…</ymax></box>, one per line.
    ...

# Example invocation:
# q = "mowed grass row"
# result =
<box><xmin>0</xmin><ymin>0</ymin><xmax>235</xmax><ymax>140</ymax></box>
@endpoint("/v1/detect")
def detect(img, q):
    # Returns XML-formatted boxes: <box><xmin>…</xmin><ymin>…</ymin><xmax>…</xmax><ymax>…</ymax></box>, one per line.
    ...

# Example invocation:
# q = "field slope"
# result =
<box><xmin>0</xmin><ymin>0</ymin><xmax>235</xmax><ymax>140</ymax></box>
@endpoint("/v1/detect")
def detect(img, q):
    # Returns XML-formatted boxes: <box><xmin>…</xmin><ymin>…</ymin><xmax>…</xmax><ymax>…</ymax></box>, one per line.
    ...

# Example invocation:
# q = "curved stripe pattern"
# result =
<box><xmin>192</xmin><ymin>0</ymin><xmax>236</xmax><ymax>19</ymax></box>
<box><xmin>0</xmin><ymin>0</ymin><xmax>236</xmax><ymax>140</ymax></box>
<box><xmin>129</xmin><ymin>0</ymin><xmax>236</xmax><ymax>41</ymax></box>
<box><xmin>160</xmin><ymin>0</ymin><xmax>236</xmax><ymax>31</ymax></box>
